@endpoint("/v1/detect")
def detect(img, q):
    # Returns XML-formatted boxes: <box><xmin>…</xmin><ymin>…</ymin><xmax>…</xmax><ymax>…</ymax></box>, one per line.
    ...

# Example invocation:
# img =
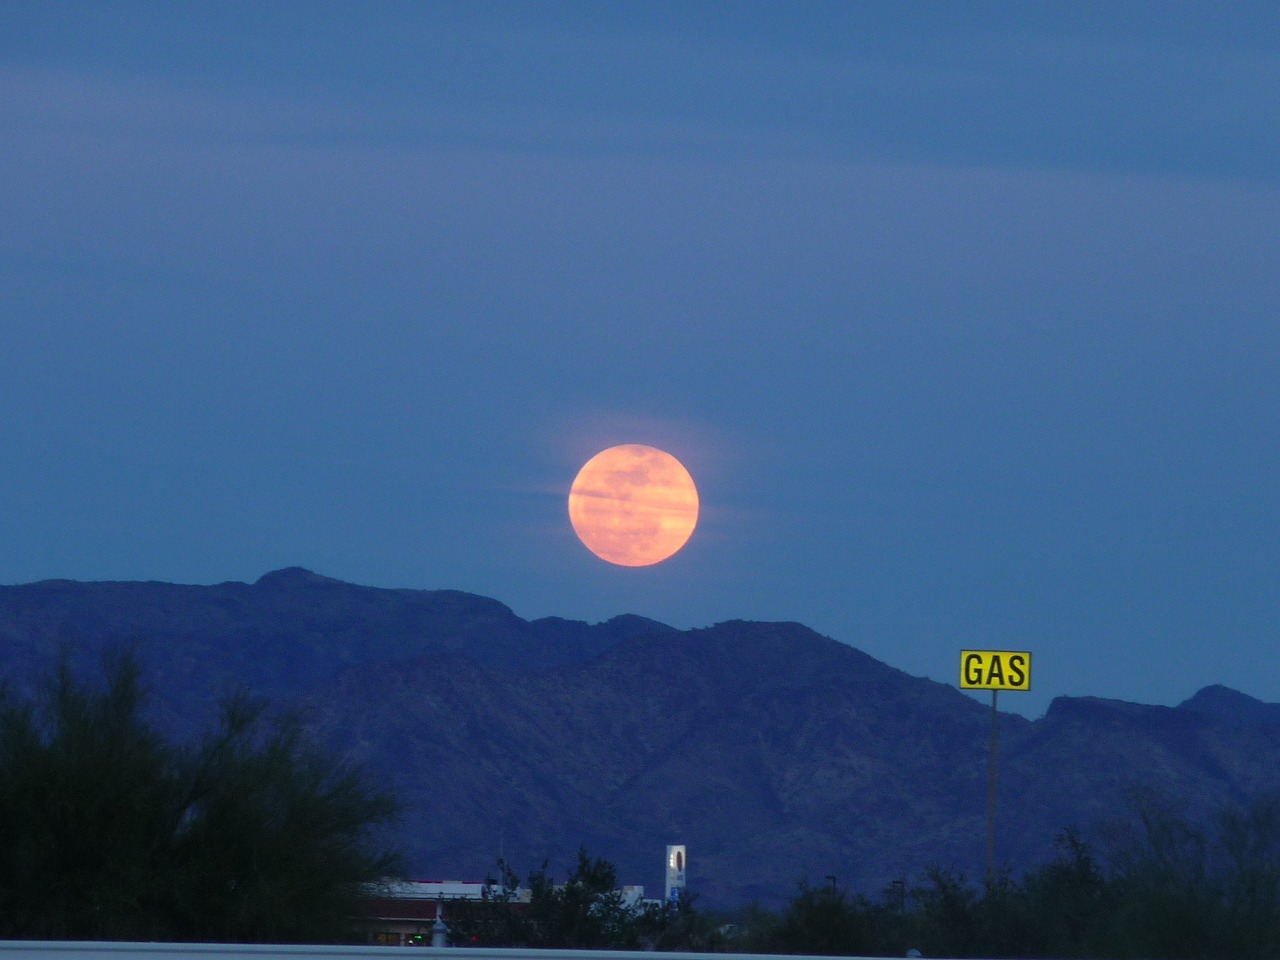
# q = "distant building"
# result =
<box><xmin>665</xmin><ymin>844</ymin><xmax>687</xmax><ymax>904</ymax></box>
<box><xmin>361</xmin><ymin>880</ymin><xmax>526</xmax><ymax>946</ymax></box>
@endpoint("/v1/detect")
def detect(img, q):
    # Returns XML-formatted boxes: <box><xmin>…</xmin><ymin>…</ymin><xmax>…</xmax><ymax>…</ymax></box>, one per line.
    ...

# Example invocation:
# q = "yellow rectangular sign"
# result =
<box><xmin>960</xmin><ymin>650</ymin><xmax>1031</xmax><ymax>691</ymax></box>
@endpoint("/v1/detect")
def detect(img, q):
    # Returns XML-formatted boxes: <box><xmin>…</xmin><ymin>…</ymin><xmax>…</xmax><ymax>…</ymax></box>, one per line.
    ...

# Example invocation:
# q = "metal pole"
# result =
<box><xmin>985</xmin><ymin>689</ymin><xmax>998</xmax><ymax>884</ymax></box>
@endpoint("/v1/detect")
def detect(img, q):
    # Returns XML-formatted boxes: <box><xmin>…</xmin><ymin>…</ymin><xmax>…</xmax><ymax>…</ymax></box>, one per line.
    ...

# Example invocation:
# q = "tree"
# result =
<box><xmin>1215</xmin><ymin>791</ymin><xmax>1280</xmax><ymax>957</ymax></box>
<box><xmin>0</xmin><ymin>650</ymin><xmax>400</xmax><ymax>942</ymax></box>
<box><xmin>646</xmin><ymin>887</ymin><xmax>727</xmax><ymax>953</ymax></box>
<box><xmin>453</xmin><ymin>849</ymin><xmax>723</xmax><ymax>951</ymax></box>
<box><xmin>1103</xmin><ymin>794</ymin><xmax>1221</xmax><ymax>960</ymax></box>
<box><xmin>761</xmin><ymin>880</ymin><xmax>872</xmax><ymax>956</ymax></box>
<box><xmin>909</xmin><ymin>866</ymin><xmax>981</xmax><ymax>958</ymax></box>
<box><xmin>1019</xmin><ymin>828</ymin><xmax>1111</xmax><ymax>958</ymax></box>
<box><xmin>446</xmin><ymin>858</ymin><xmax>531</xmax><ymax>946</ymax></box>
<box><xmin>525</xmin><ymin>848</ymin><xmax>645</xmax><ymax>948</ymax></box>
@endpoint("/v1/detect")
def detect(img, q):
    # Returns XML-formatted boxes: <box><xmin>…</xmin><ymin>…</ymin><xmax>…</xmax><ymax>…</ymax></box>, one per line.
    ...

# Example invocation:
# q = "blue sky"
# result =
<box><xmin>2</xmin><ymin>2</ymin><xmax>1277</xmax><ymax>716</ymax></box>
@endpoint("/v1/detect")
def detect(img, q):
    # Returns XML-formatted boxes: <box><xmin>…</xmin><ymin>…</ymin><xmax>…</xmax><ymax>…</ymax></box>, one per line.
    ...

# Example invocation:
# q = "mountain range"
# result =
<box><xmin>2</xmin><ymin>567</ymin><xmax>1277</xmax><ymax>909</ymax></box>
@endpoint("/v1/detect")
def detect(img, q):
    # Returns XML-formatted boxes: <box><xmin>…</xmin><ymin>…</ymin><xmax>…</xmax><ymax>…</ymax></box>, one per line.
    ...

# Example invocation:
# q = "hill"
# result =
<box><xmin>1</xmin><ymin>568</ymin><xmax>1277</xmax><ymax>908</ymax></box>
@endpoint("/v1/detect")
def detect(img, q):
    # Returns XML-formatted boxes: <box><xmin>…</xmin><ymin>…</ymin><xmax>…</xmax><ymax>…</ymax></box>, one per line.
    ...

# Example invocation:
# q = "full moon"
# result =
<box><xmin>567</xmin><ymin>444</ymin><xmax>699</xmax><ymax>567</ymax></box>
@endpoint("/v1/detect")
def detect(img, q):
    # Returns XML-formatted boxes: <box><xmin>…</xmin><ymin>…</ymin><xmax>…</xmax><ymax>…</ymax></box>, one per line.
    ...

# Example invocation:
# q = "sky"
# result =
<box><xmin>1</xmin><ymin>2</ymin><xmax>1277</xmax><ymax>718</ymax></box>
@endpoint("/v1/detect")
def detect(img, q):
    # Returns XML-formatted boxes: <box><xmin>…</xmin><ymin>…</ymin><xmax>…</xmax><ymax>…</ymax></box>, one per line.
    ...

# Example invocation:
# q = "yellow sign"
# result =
<box><xmin>960</xmin><ymin>650</ymin><xmax>1031</xmax><ymax>691</ymax></box>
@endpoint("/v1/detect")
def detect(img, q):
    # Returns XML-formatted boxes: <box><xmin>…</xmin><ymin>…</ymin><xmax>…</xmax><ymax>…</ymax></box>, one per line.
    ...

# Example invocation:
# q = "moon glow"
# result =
<box><xmin>568</xmin><ymin>444</ymin><xmax>699</xmax><ymax>567</ymax></box>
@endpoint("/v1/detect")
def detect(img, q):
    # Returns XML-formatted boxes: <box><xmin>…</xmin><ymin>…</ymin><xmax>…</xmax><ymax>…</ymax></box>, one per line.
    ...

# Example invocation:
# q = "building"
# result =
<box><xmin>361</xmin><ymin>880</ymin><xmax>525</xmax><ymax>946</ymax></box>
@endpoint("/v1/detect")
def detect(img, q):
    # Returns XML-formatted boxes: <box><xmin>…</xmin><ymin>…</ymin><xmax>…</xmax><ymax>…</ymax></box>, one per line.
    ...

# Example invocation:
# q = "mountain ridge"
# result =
<box><xmin>0</xmin><ymin>568</ymin><xmax>1275</xmax><ymax>908</ymax></box>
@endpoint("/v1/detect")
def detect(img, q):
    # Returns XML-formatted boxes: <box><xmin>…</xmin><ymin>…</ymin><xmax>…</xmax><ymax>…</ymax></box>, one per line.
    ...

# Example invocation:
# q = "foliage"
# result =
<box><xmin>442</xmin><ymin>857</ymin><xmax>528</xmax><ymax>946</ymax></box>
<box><xmin>757</xmin><ymin>879</ymin><xmax>872</xmax><ymax>955</ymax></box>
<box><xmin>1019</xmin><ymin>827</ymin><xmax>1111</xmax><ymax>958</ymax></box>
<box><xmin>909</xmin><ymin>866</ymin><xmax>981</xmax><ymax>957</ymax></box>
<box><xmin>447</xmin><ymin>850</ymin><xmax>642</xmax><ymax>948</ymax></box>
<box><xmin>450</xmin><ymin>849</ymin><xmax>726</xmax><ymax>951</ymax></box>
<box><xmin>449</xmin><ymin>793</ymin><xmax>1280</xmax><ymax>958</ymax></box>
<box><xmin>0</xmin><ymin>650</ymin><xmax>400</xmax><ymax>942</ymax></box>
<box><xmin>731</xmin><ymin>795</ymin><xmax>1280</xmax><ymax>959</ymax></box>
<box><xmin>525</xmin><ymin>848</ymin><xmax>641</xmax><ymax>948</ymax></box>
<box><xmin>647</xmin><ymin>887</ymin><xmax>728</xmax><ymax>953</ymax></box>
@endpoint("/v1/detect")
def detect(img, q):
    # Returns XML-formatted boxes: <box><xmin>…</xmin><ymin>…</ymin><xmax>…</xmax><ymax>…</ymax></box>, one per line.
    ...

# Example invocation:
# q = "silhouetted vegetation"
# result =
<box><xmin>448</xmin><ymin>848</ymin><xmax>726</xmax><ymax>951</ymax></box>
<box><xmin>727</xmin><ymin>796</ymin><xmax>1280</xmax><ymax>959</ymax></box>
<box><xmin>0</xmin><ymin>650</ymin><xmax>400</xmax><ymax>942</ymax></box>
<box><xmin>447</xmin><ymin>794</ymin><xmax>1280</xmax><ymax>958</ymax></box>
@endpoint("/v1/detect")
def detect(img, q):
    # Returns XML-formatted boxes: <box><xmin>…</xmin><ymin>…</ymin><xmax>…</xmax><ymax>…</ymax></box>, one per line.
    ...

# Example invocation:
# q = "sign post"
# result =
<box><xmin>959</xmin><ymin>650</ymin><xmax>1032</xmax><ymax>883</ymax></box>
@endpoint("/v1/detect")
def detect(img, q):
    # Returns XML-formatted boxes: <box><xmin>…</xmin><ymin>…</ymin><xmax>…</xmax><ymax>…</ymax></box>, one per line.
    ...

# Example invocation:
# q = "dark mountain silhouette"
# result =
<box><xmin>0</xmin><ymin>567</ymin><xmax>659</xmax><ymax>732</ymax></box>
<box><xmin>1179</xmin><ymin>683</ymin><xmax>1280</xmax><ymax>730</ymax></box>
<box><xmin>1</xmin><ymin>568</ymin><xmax>1276</xmax><ymax>908</ymax></box>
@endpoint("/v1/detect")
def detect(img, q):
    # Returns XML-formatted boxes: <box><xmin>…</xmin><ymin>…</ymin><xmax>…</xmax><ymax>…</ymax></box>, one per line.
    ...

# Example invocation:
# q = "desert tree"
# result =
<box><xmin>760</xmin><ymin>879</ymin><xmax>873</xmax><ymax>956</ymax></box>
<box><xmin>0</xmin><ymin>649</ymin><xmax>400</xmax><ymax>942</ymax></box>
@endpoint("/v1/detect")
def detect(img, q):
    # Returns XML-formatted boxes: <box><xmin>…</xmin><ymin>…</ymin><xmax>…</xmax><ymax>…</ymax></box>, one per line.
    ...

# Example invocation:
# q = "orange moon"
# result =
<box><xmin>568</xmin><ymin>444</ymin><xmax>699</xmax><ymax>567</ymax></box>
